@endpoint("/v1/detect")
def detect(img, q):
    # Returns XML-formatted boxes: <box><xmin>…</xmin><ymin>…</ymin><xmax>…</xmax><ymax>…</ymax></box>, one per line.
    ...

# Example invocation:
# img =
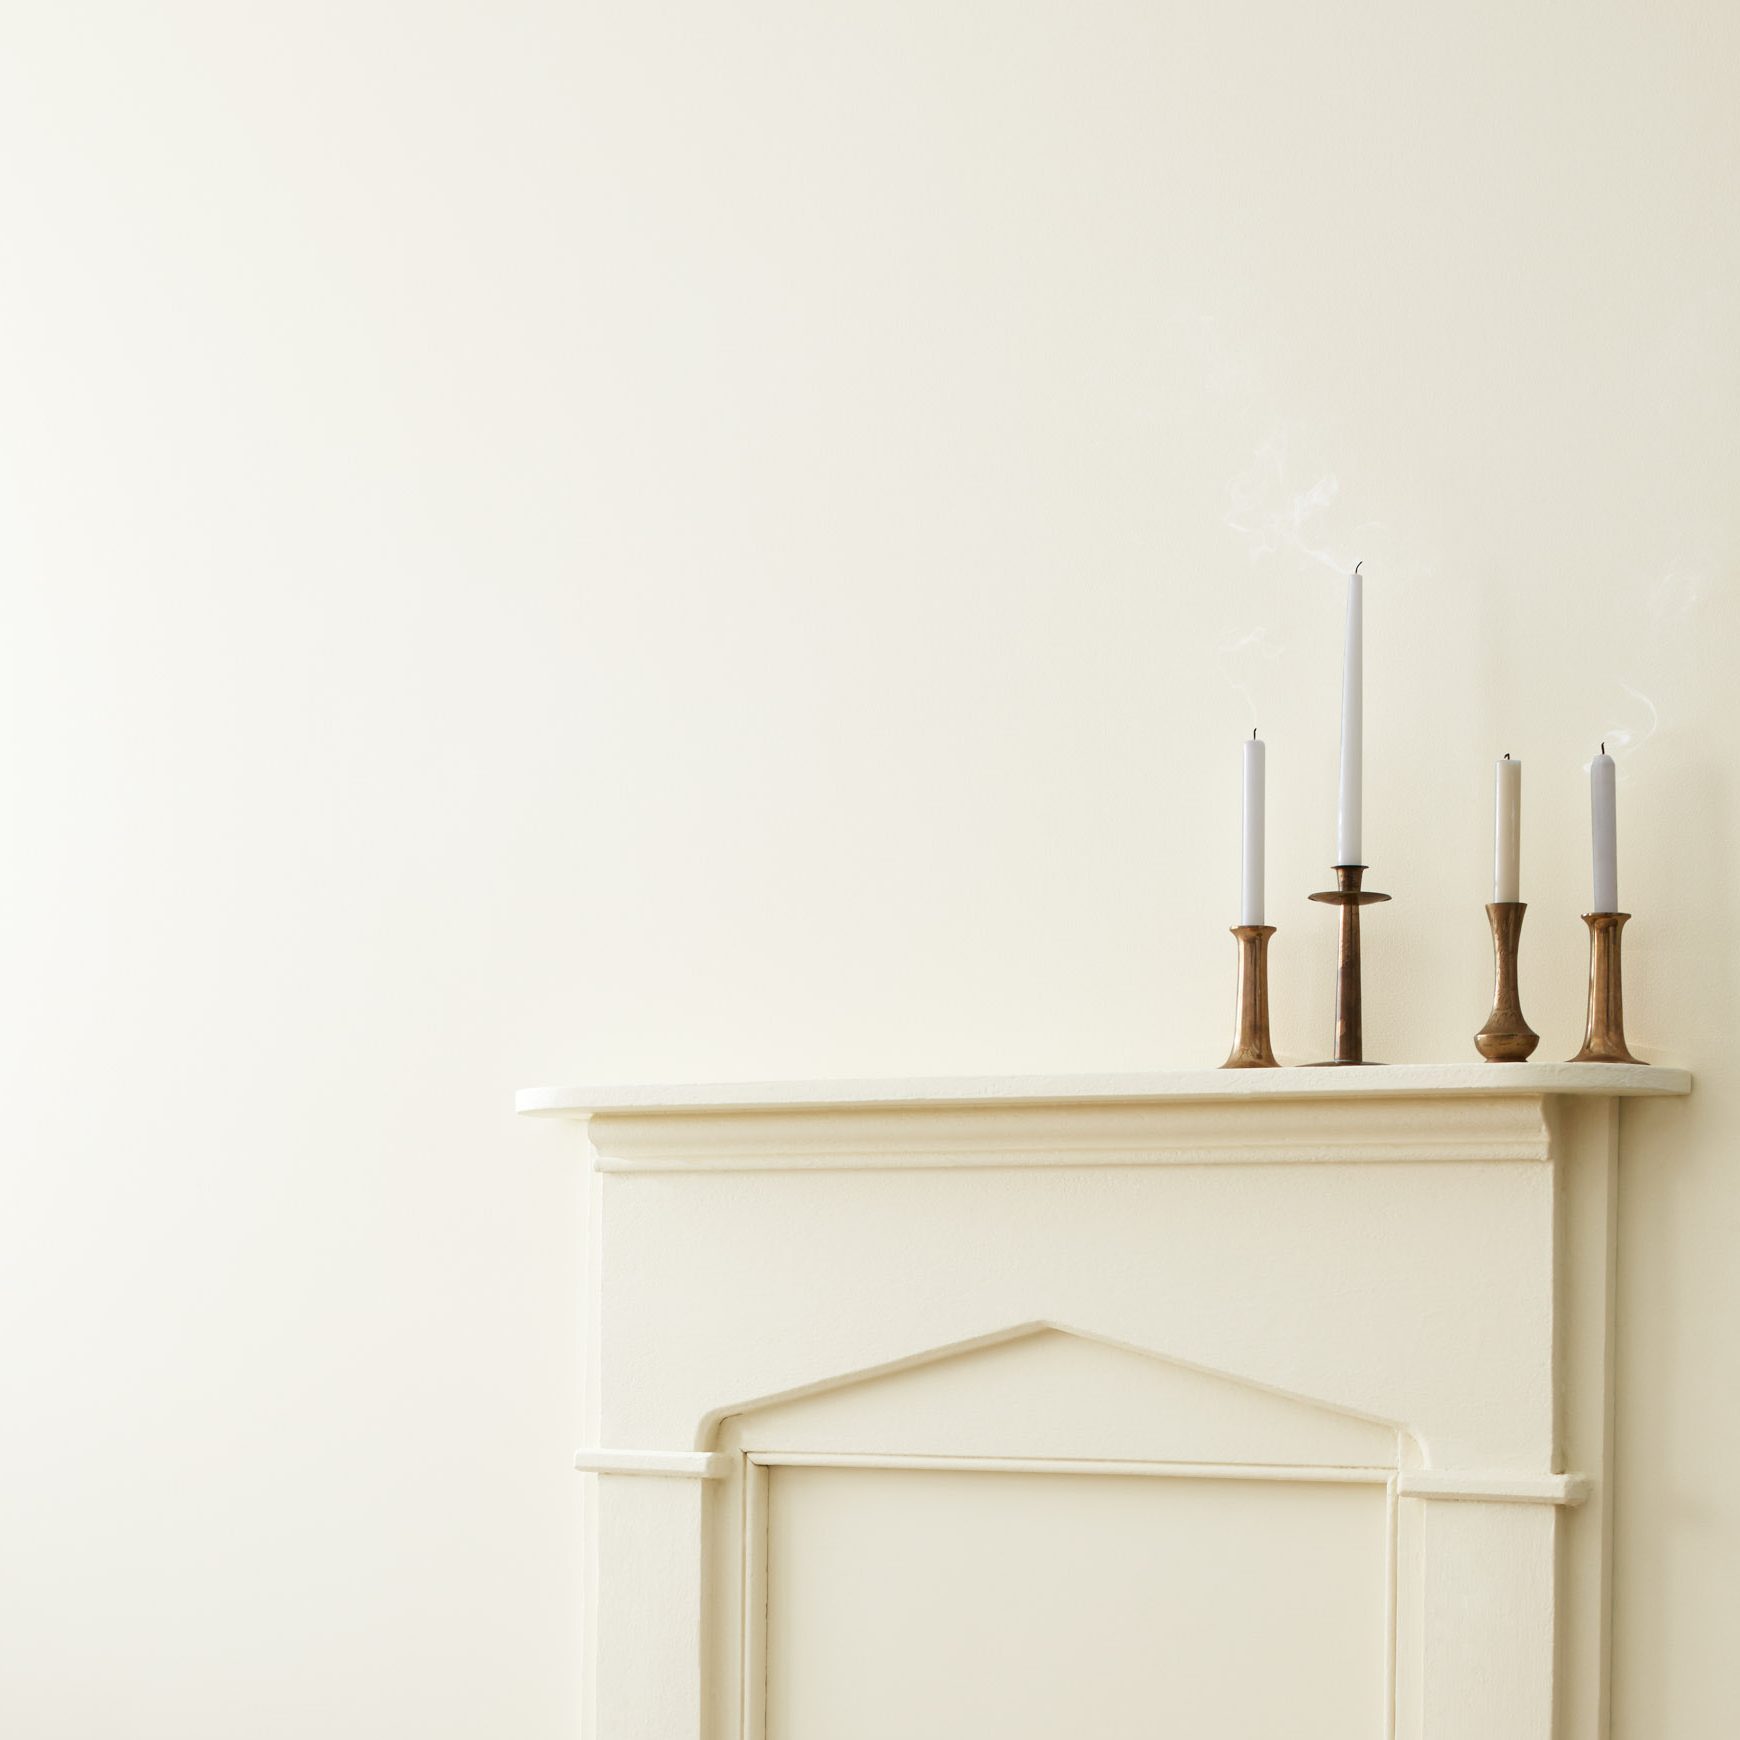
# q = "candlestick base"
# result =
<box><xmin>1221</xmin><ymin>924</ymin><xmax>1280</xmax><ymax>1068</ymax></box>
<box><xmin>1308</xmin><ymin>865</ymin><xmax>1391</xmax><ymax>1065</ymax></box>
<box><xmin>1570</xmin><ymin>912</ymin><xmax>1645</xmax><ymax>1065</ymax></box>
<box><xmin>1475</xmin><ymin>902</ymin><xmax>1539</xmax><ymax>1062</ymax></box>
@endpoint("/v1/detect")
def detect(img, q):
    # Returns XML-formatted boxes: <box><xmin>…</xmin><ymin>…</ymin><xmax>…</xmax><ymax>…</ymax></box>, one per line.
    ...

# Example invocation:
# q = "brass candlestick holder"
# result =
<box><xmin>1475</xmin><ymin>902</ymin><xmax>1539</xmax><ymax>1061</ymax></box>
<box><xmin>1221</xmin><ymin>924</ymin><xmax>1279</xmax><ymax>1068</ymax></box>
<box><xmin>1571</xmin><ymin>912</ymin><xmax>1645</xmax><ymax>1064</ymax></box>
<box><xmin>1308</xmin><ymin>864</ymin><xmax>1390</xmax><ymax>1065</ymax></box>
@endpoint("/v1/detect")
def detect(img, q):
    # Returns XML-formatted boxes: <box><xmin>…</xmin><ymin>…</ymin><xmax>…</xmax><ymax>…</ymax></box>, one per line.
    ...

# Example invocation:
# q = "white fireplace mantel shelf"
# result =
<box><xmin>517</xmin><ymin>1060</ymin><xmax>1688</xmax><ymax>1119</ymax></box>
<box><xmin>524</xmin><ymin>1060</ymin><xmax>1689</xmax><ymax>1740</ymax></box>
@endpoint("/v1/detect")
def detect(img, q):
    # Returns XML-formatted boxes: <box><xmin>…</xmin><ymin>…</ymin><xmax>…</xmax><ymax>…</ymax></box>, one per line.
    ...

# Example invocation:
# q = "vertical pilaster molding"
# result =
<box><xmin>1553</xmin><ymin>1094</ymin><xmax>1621</xmax><ymax>1739</ymax></box>
<box><xmin>594</xmin><ymin>1474</ymin><xmax>705</xmax><ymax>1740</ymax></box>
<box><xmin>580</xmin><ymin>1162</ymin><xmax>604</xmax><ymax>1740</ymax></box>
<box><xmin>1415</xmin><ymin>1500</ymin><xmax>1558</xmax><ymax>1739</ymax></box>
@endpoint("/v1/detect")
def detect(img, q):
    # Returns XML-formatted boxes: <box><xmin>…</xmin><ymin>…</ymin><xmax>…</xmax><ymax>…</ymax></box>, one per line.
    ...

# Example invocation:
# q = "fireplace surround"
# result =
<box><xmin>520</xmin><ymin>1062</ymin><xmax>1688</xmax><ymax>1739</ymax></box>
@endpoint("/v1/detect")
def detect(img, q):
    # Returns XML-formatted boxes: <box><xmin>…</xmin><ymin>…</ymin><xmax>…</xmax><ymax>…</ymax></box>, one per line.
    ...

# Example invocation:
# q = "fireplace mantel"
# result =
<box><xmin>517</xmin><ymin>1059</ymin><xmax>1686</xmax><ymax>1117</ymax></box>
<box><xmin>522</xmin><ymin>1063</ymin><xmax>1688</xmax><ymax>1740</ymax></box>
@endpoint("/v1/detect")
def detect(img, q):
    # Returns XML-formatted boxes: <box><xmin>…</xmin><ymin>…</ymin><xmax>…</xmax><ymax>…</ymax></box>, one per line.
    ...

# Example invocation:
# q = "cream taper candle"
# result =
<box><xmin>1336</xmin><ymin>564</ymin><xmax>1363</xmax><ymax>865</ymax></box>
<box><xmin>1241</xmin><ymin>732</ymin><xmax>1265</xmax><ymax>925</ymax></box>
<box><xmin>1591</xmin><ymin>746</ymin><xmax>1618</xmax><ymax>911</ymax></box>
<box><xmin>1494</xmin><ymin>755</ymin><xmax>1521</xmax><ymax>903</ymax></box>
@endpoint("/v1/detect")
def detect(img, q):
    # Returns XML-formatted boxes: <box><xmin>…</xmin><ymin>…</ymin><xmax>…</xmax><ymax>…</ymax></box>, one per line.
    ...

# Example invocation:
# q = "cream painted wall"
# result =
<box><xmin>0</xmin><ymin>3</ymin><xmax>1734</xmax><ymax>1737</ymax></box>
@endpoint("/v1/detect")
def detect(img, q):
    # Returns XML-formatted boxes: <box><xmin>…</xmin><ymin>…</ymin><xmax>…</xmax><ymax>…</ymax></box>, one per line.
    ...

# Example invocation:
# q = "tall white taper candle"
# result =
<box><xmin>1336</xmin><ymin>564</ymin><xmax>1363</xmax><ymax>864</ymax></box>
<box><xmin>1591</xmin><ymin>747</ymin><xmax>1618</xmax><ymax>911</ymax></box>
<box><xmin>1494</xmin><ymin>755</ymin><xmax>1522</xmax><ymax>903</ymax></box>
<box><xmin>1241</xmin><ymin>732</ymin><xmax>1265</xmax><ymax>925</ymax></box>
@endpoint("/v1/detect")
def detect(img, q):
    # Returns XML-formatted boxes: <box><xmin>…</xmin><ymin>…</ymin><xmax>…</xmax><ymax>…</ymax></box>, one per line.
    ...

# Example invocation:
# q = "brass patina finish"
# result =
<box><xmin>1571</xmin><ymin>911</ymin><xmax>1645</xmax><ymax>1064</ymax></box>
<box><xmin>1221</xmin><ymin>924</ymin><xmax>1280</xmax><ymax>1068</ymax></box>
<box><xmin>1308</xmin><ymin>864</ymin><xmax>1391</xmax><ymax>1065</ymax></box>
<box><xmin>1475</xmin><ymin>901</ymin><xmax>1540</xmax><ymax>1062</ymax></box>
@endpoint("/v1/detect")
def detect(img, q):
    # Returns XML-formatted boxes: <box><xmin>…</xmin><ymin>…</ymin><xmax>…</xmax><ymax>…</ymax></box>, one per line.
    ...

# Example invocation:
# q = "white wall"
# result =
<box><xmin>1</xmin><ymin>4</ymin><xmax>1734</xmax><ymax>1736</ymax></box>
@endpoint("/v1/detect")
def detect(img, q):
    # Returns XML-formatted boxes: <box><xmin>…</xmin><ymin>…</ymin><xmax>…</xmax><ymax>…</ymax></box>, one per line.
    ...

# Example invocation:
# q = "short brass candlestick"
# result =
<box><xmin>1308</xmin><ymin>864</ymin><xmax>1390</xmax><ymax>1065</ymax></box>
<box><xmin>1221</xmin><ymin>924</ymin><xmax>1279</xmax><ymax>1068</ymax></box>
<box><xmin>1474</xmin><ymin>902</ymin><xmax>1539</xmax><ymax>1061</ymax></box>
<box><xmin>1571</xmin><ymin>912</ymin><xmax>1645</xmax><ymax>1064</ymax></box>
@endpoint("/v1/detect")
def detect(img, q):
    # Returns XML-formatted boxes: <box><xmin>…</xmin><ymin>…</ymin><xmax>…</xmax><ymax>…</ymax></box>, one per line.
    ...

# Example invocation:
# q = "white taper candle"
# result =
<box><xmin>1494</xmin><ymin>755</ymin><xmax>1522</xmax><ymax>903</ymax></box>
<box><xmin>1241</xmin><ymin>733</ymin><xmax>1265</xmax><ymax>926</ymax></box>
<box><xmin>1591</xmin><ymin>747</ymin><xmax>1618</xmax><ymax>911</ymax></box>
<box><xmin>1335</xmin><ymin>564</ymin><xmax>1363</xmax><ymax>864</ymax></box>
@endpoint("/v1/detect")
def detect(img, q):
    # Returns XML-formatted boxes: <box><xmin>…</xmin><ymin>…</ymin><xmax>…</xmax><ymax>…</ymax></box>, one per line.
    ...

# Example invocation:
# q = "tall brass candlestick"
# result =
<box><xmin>1475</xmin><ymin>902</ymin><xmax>1539</xmax><ymax>1061</ymax></box>
<box><xmin>1309</xmin><ymin>864</ymin><xmax>1390</xmax><ymax>1065</ymax></box>
<box><xmin>1222</xmin><ymin>924</ymin><xmax>1279</xmax><ymax>1068</ymax></box>
<box><xmin>1571</xmin><ymin>912</ymin><xmax>1644</xmax><ymax>1064</ymax></box>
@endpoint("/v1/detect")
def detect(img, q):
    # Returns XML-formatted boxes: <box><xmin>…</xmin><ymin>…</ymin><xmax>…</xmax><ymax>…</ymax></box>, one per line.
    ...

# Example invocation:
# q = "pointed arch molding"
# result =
<box><xmin>525</xmin><ymin>1066</ymin><xmax>1688</xmax><ymax>1740</ymax></box>
<box><xmin>573</xmin><ymin>1323</ymin><xmax>1584</xmax><ymax>1504</ymax></box>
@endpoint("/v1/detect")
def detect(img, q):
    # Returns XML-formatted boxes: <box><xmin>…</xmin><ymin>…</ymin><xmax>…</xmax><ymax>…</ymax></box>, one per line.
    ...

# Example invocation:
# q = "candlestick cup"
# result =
<box><xmin>1571</xmin><ymin>912</ymin><xmax>1645</xmax><ymax>1065</ymax></box>
<box><xmin>1221</xmin><ymin>924</ymin><xmax>1279</xmax><ymax>1068</ymax></box>
<box><xmin>1474</xmin><ymin>902</ymin><xmax>1539</xmax><ymax>1061</ymax></box>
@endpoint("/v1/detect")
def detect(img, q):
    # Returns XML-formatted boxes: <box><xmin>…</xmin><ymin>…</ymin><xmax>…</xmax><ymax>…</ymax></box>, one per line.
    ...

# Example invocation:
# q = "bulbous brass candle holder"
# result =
<box><xmin>1308</xmin><ymin>864</ymin><xmax>1390</xmax><ymax>1065</ymax></box>
<box><xmin>1571</xmin><ymin>912</ymin><xmax>1645</xmax><ymax>1064</ymax></box>
<box><xmin>1221</xmin><ymin>924</ymin><xmax>1279</xmax><ymax>1068</ymax></box>
<box><xmin>1475</xmin><ymin>902</ymin><xmax>1539</xmax><ymax>1061</ymax></box>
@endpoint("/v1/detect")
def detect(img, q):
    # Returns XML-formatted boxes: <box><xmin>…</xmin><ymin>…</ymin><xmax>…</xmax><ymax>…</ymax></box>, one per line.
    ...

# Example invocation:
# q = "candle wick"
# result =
<box><xmin>1352</xmin><ymin>560</ymin><xmax>1363</xmax><ymax>578</ymax></box>
<box><xmin>1252</xmin><ymin>727</ymin><xmax>1258</xmax><ymax>739</ymax></box>
<box><xmin>1601</xmin><ymin>741</ymin><xmax>1606</xmax><ymax>754</ymax></box>
<box><xmin>1503</xmin><ymin>752</ymin><xmax>1511</xmax><ymax>760</ymax></box>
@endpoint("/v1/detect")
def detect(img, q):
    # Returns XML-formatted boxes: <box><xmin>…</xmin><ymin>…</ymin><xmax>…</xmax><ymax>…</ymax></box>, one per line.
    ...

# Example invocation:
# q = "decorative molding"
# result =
<box><xmin>517</xmin><ymin>1066</ymin><xmax>1688</xmax><ymax>1173</ymax></box>
<box><xmin>1397</xmin><ymin>1470</ymin><xmax>1589</xmax><ymax>1506</ymax></box>
<box><xmin>746</xmin><ymin>1451</ymin><xmax>1390</xmax><ymax>1484</ymax></box>
<box><xmin>740</xmin><ymin>1456</ymin><xmax>1585</xmax><ymax>1504</ymax></box>
<box><xmin>579</xmin><ymin>1096</ymin><xmax>1559</xmax><ymax>1173</ymax></box>
<box><xmin>713</xmin><ymin>1322</ymin><xmax>1412</xmax><ymax>1475</ymax></box>
<box><xmin>572</xmin><ymin>1449</ymin><xmax>731</xmax><ymax>1479</ymax></box>
<box><xmin>571</xmin><ymin>1449</ymin><xmax>1584</xmax><ymax>1501</ymax></box>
